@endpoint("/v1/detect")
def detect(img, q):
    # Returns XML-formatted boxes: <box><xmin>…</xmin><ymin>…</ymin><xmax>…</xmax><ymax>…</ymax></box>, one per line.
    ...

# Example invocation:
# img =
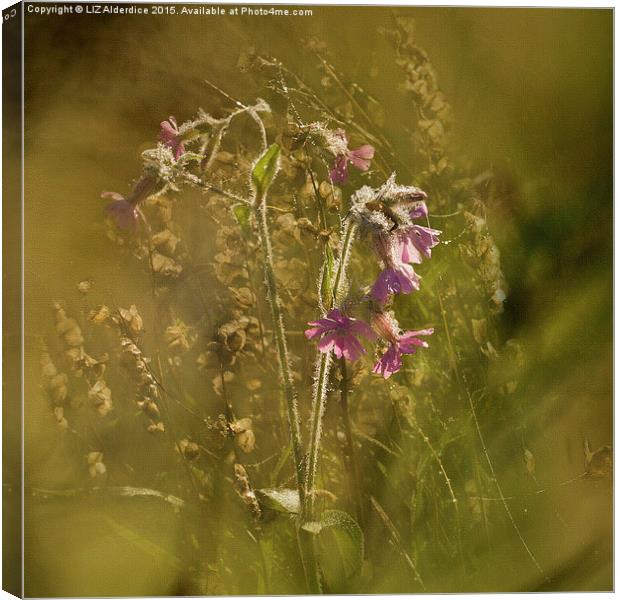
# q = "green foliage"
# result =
<box><xmin>315</xmin><ymin>510</ymin><xmax>364</xmax><ymax>588</ymax></box>
<box><xmin>232</xmin><ymin>203</ymin><xmax>251</xmax><ymax>230</ymax></box>
<box><xmin>251</xmin><ymin>143</ymin><xmax>281</xmax><ymax>200</ymax></box>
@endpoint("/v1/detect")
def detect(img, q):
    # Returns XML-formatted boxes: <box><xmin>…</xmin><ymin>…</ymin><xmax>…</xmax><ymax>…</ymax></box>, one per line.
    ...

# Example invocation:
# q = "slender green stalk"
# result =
<box><xmin>297</xmin><ymin>220</ymin><xmax>359</xmax><ymax>593</ymax></box>
<box><xmin>339</xmin><ymin>358</ymin><xmax>365</xmax><ymax>527</ymax></box>
<box><xmin>254</xmin><ymin>192</ymin><xmax>325</xmax><ymax>593</ymax></box>
<box><xmin>254</xmin><ymin>197</ymin><xmax>306</xmax><ymax>506</ymax></box>
<box><xmin>303</xmin><ymin>220</ymin><xmax>358</xmax><ymax>521</ymax></box>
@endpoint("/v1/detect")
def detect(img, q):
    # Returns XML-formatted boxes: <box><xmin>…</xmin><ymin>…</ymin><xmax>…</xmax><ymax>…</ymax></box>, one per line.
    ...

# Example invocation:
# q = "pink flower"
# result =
<box><xmin>101</xmin><ymin>175</ymin><xmax>157</xmax><ymax>231</ymax></box>
<box><xmin>328</xmin><ymin>129</ymin><xmax>375</xmax><ymax>184</ymax></box>
<box><xmin>371</xmin><ymin>264</ymin><xmax>420</xmax><ymax>304</ymax></box>
<box><xmin>396</xmin><ymin>201</ymin><xmax>441</xmax><ymax>264</ymax></box>
<box><xmin>101</xmin><ymin>192</ymin><xmax>139</xmax><ymax>230</ymax></box>
<box><xmin>305</xmin><ymin>308</ymin><xmax>377</xmax><ymax>362</ymax></box>
<box><xmin>370</xmin><ymin>232</ymin><xmax>420</xmax><ymax>304</ymax></box>
<box><xmin>159</xmin><ymin>116</ymin><xmax>185</xmax><ymax>160</ymax></box>
<box><xmin>398</xmin><ymin>224</ymin><xmax>442</xmax><ymax>264</ymax></box>
<box><xmin>373</xmin><ymin>328</ymin><xmax>434</xmax><ymax>379</ymax></box>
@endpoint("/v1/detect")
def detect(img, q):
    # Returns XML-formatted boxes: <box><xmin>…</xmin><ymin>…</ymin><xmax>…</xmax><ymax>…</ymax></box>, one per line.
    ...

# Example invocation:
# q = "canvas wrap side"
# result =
<box><xmin>3</xmin><ymin>2</ymin><xmax>23</xmax><ymax>597</ymax></box>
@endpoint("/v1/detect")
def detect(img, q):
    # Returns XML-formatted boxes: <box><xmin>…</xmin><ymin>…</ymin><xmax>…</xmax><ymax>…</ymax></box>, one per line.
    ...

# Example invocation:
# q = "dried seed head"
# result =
<box><xmin>87</xmin><ymin>452</ymin><xmax>107</xmax><ymax>478</ymax></box>
<box><xmin>164</xmin><ymin>320</ymin><xmax>192</xmax><ymax>354</ymax></box>
<box><xmin>119</xmin><ymin>305</ymin><xmax>144</xmax><ymax>337</ymax></box>
<box><xmin>218</xmin><ymin>322</ymin><xmax>247</xmax><ymax>354</ymax></box>
<box><xmin>88</xmin><ymin>380</ymin><xmax>113</xmax><ymax>416</ymax></box>
<box><xmin>229</xmin><ymin>287</ymin><xmax>256</xmax><ymax>309</ymax></box>
<box><xmin>151</xmin><ymin>229</ymin><xmax>180</xmax><ymax>254</ymax></box>
<box><xmin>47</xmin><ymin>373</ymin><xmax>69</xmax><ymax>406</ymax></box>
<box><xmin>179</xmin><ymin>438</ymin><xmax>200</xmax><ymax>461</ymax></box>
<box><xmin>88</xmin><ymin>305</ymin><xmax>110</xmax><ymax>325</ymax></box>
<box><xmin>147</xmin><ymin>421</ymin><xmax>165</xmax><ymax>434</ymax></box>
<box><xmin>76</xmin><ymin>280</ymin><xmax>93</xmax><ymax>294</ymax></box>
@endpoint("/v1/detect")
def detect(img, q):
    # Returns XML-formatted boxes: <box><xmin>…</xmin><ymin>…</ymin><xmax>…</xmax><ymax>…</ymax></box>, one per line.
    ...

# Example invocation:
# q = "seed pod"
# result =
<box><xmin>119</xmin><ymin>305</ymin><xmax>144</xmax><ymax>337</ymax></box>
<box><xmin>138</xmin><ymin>398</ymin><xmax>160</xmax><ymax>420</ymax></box>
<box><xmin>147</xmin><ymin>421</ymin><xmax>165</xmax><ymax>434</ymax></box>
<box><xmin>218</xmin><ymin>322</ymin><xmax>247</xmax><ymax>354</ymax></box>
<box><xmin>88</xmin><ymin>305</ymin><xmax>110</xmax><ymax>325</ymax></box>
<box><xmin>76</xmin><ymin>280</ymin><xmax>93</xmax><ymax>294</ymax></box>
<box><xmin>164</xmin><ymin>321</ymin><xmax>191</xmax><ymax>354</ymax></box>
<box><xmin>88</xmin><ymin>380</ymin><xmax>113</xmax><ymax>416</ymax></box>
<box><xmin>229</xmin><ymin>287</ymin><xmax>256</xmax><ymax>309</ymax></box>
<box><xmin>150</xmin><ymin>252</ymin><xmax>183</xmax><ymax>277</ymax></box>
<box><xmin>245</xmin><ymin>317</ymin><xmax>261</xmax><ymax>338</ymax></box>
<box><xmin>87</xmin><ymin>452</ymin><xmax>107</xmax><ymax>479</ymax></box>
<box><xmin>151</xmin><ymin>229</ymin><xmax>180</xmax><ymax>254</ymax></box>
<box><xmin>48</xmin><ymin>373</ymin><xmax>69</xmax><ymax>405</ymax></box>
<box><xmin>179</xmin><ymin>439</ymin><xmax>200</xmax><ymax>461</ymax></box>
<box><xmin>40</xmin><ymin>352</ymin><xmax>58</xmax><ymax>379</ymax></box>
<box><xmin>231</xmin><ymin>417</ymin><xmax>256</xmax><ymax>454</ymax></box>
<box><xmin>233</xmin><ymin>463</ymin><xmax>261</xmax><ymax>520</ymax></box>
<box><xmin>245</xmin><ymin>378</ymin><xmax>262</xmax><ymax>392</ymax></box>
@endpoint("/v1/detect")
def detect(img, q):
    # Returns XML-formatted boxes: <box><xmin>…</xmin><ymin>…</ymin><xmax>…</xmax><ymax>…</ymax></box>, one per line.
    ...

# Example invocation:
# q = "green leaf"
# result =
<box><xmin>315</xmin><ymin>509</ymin><xmax>364</xmax><ymax>587</ymax></box>
<box><xmin>255</xmin><ymin>488</ymin><xmax>300</xmax><ymax>514</ymax></box>
<box><xmin>232</xmin><ymin>203</ymin><xmax>251</xmax><ymax>229</ymax></box>
<box><xmin>251</xmin><ymin>143</ymin><xmax>280</xmax><ymax>199</ymax></box>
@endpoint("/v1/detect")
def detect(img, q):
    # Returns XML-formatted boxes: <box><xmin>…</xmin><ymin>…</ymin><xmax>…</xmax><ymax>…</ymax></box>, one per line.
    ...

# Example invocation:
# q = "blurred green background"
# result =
<box><xmin>18</xmin><ymin>6</ymin><xmax>611</xmax><ymax>595</ymax></box>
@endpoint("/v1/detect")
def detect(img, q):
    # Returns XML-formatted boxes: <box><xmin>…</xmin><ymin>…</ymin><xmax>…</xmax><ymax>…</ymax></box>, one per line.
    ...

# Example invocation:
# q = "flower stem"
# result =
<box><xmin>303</xmin><ymin>220</ymin><xmax>358</xmax><ymax>520</ymax></box>
<box><xmin>339</xmin><ymin>358</ymin><xmax>365</xmax><ymax>527</ymax></box>
<box><xmin>254</xmin><ymin>193</ymin><xmax>325</xmax><ymax>592</ymax></box>
<box><xmin>254</xmin><ymin>196</ymin><xmax>306</xmax><ymax>504</ymax></box>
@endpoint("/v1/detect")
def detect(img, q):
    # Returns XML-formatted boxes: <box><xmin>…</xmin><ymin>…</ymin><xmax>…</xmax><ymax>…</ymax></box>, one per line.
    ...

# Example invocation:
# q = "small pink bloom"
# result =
<box><xmin>305</xmin><ymin>308</ymin><xmax>377</xmax><ymax>362</ymax></box>
<box><xmin>328</xmin><ymin>129</ymin><xmax>375</xmax><ymax>184</ymax></box>
<box><xmin>398</xmin><ymin>224</ymin><xmax>442</xmax><ymax>264</ymax></box>
<box><xmin>409</xmin><ymin>201</ymin><xmax>428</xmax><ymax>220</ymax></box>
<box><xmin>371</xmin><ymin>264</ymin><xmax>420</xmax><ymax>305</ymax></box>
<box><xmin>329</xmin><ymin>155</ymin><xmax>349</xmax><ymax>184</ymax></box>
<box><xmin>394</xmin><ymin>201</ymin><xmax>441</xmax><ymax>264</ymax></box>
<box><xmin>101</xmin><ymin>192</ymin><xmax>139</xmax><ymax>230</ymax></box>
<box><xmin>373</xmin><ymin>328</ymin><xmax>433</xmax><ymax>379</ymax></box>
<box><xmin>159</xmin><ymin>116</ymin><xmax>185</xmax><ymax>160</ymax></box>
<box><xmin>348</xmin><ymin>144</ymin><xmax>375</xmax><ymax>172</ymax></box>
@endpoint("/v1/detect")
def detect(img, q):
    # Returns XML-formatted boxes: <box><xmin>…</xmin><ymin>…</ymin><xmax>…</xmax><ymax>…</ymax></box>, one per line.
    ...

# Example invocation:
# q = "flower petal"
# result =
<box><xmin>348</xmin><ymin>144</ymin><xmax>375</xmax><ymax>171</ymax></box>
<box><xmin>348</xmin><ymin>318</ymin><xmax>378</xmax><ymax>341</ymax></box>
<box><xmin>373</xmin><ymin>344</ymin><xmax>402</xmax><ymax>379</ymax></box>
<box><xmin>341</xmin><ymin>335</ymin><xmax>366</xmax><ymax>362</ymax></box>
<box><xmin>317</xmin><ymin>331</ymin><xmax>338</xmax><ymax>355</ymax></box>
<box><xmin>105</xmin><ymin>200</ymin><xmax>139</xmax><ymax>231</ymax></box>
<box><xmin>330</xmin><ymin>155</ymin><xmax>349</xmax><ymax>184</ymax></box>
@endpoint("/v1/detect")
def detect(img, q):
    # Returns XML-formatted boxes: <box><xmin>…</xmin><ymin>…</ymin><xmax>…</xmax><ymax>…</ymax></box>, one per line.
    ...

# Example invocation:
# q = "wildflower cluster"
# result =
<box><xmin>305</xmin><ymin>174</ymin><xmax>441</xmax><ymax>379</ymax></box>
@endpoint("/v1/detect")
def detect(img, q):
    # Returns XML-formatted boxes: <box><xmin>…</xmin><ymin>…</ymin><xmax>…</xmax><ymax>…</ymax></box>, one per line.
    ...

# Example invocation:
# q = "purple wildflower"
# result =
<box><xmin>101</xmin><ymin>175</ymin><xmax>157</xmax><ymax>231</ymax></box>
<box><xmin>373</xmin><ymin>327</ymin><xmax>434</xmax><ymax>379</ymax></box>
<box><xmin>328</xmin><ymin>129</ymin><xmax>375</xmax><ymax>184</ymax></box>
<box><xmin>159</xmin><ymin>116</ymin><xmax>185</xmax><ymax>160</ymax></box>
<box><xmin>396</xmin><ymin>201</ymin><xmax>441</xmax><ymax>264</ymax></box>
<box><xmin>101</xmin><ymin>192</ymin><xmax>139</xmax><ymax>230</ymax></box>
<box><xmin>305</xmin><ymin>308</ymin><xmax>377</xmax><ymax>362</ymax></box>
<box><xmin>370</xmin><ymin>232</ymin><xmax>420</xmax><ymax>304</ymax></box>
<box><xmin>398</xmin><ymin>224</ymin><xmax>442</xmax><ymax>264</ymax></box>
<box><xmin>371</xmin><ymin>263</ymin><xmax>420</xmax><ymax>304</ymax></box>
